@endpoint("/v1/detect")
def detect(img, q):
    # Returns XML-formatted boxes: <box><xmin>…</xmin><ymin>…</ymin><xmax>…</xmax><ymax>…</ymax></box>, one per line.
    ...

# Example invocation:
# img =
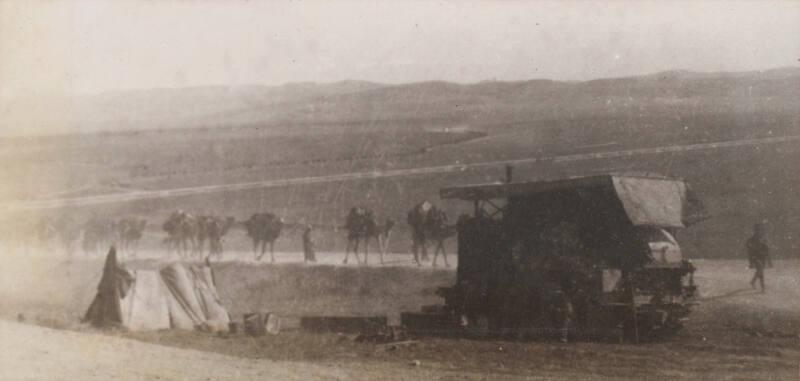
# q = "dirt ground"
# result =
<box><xmin>1</xmin><ymin>250</ymin><xmax>798</xmax><ymax>380</ymax></box>
<box><xmin>1</xmin><ymin>319</ymin><xmax>538</xmax><ymax>381</ymax></box>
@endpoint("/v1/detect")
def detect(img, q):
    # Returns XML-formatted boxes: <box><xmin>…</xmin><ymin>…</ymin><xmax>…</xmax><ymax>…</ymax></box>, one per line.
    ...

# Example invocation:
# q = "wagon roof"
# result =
<box><xmin>440</xmin><ymin>174</ymin><xmax>706</xmax><ymax>228</ymax></box>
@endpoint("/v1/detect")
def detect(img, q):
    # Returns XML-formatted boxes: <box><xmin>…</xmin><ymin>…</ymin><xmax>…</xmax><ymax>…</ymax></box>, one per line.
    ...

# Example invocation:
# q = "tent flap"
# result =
<box><xmin>612</xmin><ymin>177</ymin><xmax>687</xmax><ymax>228</ymax></box>
<box><xmin>85</xmin><ymin>250</ymin><xmax>230</xmax><ymax>332</ymax></box>
<box><xmin>121</xmin><ymin>270</ymin><xmax>171</xmax><ymax>331</ymax></box>
<box><xmin>160</xmin><ymin>263</ymin><xmax>230</xmax><ymax>331</ymax></box>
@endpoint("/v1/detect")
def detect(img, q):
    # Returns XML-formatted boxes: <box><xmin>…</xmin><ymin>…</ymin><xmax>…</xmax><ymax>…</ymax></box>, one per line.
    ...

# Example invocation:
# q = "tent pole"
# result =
<box><xmin>629</xmin><ymin>273</ymin><xmax>640</xmax><ymax>344</ymax></box>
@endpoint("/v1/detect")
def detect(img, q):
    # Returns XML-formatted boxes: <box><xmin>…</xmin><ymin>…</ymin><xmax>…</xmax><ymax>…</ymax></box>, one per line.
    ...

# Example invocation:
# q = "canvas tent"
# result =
<box><xmin>83</xmin><ymin>248</ymin><xmax>230</xmax><ymax>332</ymax></box>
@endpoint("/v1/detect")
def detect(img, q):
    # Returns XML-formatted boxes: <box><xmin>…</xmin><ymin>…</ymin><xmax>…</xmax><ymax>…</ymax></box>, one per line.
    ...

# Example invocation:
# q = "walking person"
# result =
<box><xmin>302</xmin><ymin>224</ymin><xmax>316</xmax><ymax>263</ymax></box>
<box><xmin>746</xmin><ymin>222</ymin><xmax>772</xmax><ymax>293</ymax></box>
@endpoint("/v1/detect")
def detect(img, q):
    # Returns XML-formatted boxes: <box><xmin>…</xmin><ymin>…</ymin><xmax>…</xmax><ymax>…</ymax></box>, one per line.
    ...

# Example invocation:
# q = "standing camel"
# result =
<box><xmin>162</xmin><ymin>211</ymin><xmax>199</xmax><ymax>258</ymax></box>
<box><xmin>343</xmin><ymin>207</ymin><xmax>369</xmax><ymax>264</ymax></box>
<box><xmin>116</xmin><ymin>217</ymin><xmax>147</xmax><ymax>257</ymax></box>
<box><xmin>245</xmin><ymin>213</ymin><xmax>284</xmax><ymax>262</ymax></box>
<box><xmin>367</xmin><ymin>218</ymin><xmax>395</xmax><ymax>265</ymax></box>
<box><xmin>205</xmin><ymin>216</ymin><xmax>235</xmax><ymax>260</ymax></box>
<box><xmin>343</xmin><ymin>207</ymin><xmax>395</xmax><ymax>265</ymax></box>
<box><xmin>426</xmin><ymin>209</ymin><xmax>456</xmax><ymax>267</ymax></box>
<box><xmin>82</xmin><ymin>216</ymin><xmax>115</xmax><ymax>256</ymax></box>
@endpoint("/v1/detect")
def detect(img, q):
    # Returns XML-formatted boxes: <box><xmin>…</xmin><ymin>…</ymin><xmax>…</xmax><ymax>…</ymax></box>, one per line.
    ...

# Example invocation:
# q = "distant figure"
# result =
<box><xmin>746</xmin><ymin>223</ymin><xmax>772</xmax><ymax>293</ymax></box>
<box><xmin>302</xmin><ymin>225</ymin><xmax>316</xmax><ymax>263</ymax></box>
<box><xmin>407</xmin><ymin>201</ymin><xmax>433</xmax><ymax>265</ymax></box>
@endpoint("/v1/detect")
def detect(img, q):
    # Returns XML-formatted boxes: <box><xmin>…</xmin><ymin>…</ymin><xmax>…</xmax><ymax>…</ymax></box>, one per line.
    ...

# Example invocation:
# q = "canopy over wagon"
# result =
<box><xmin>440</xmin><ymin>174</ymin><xmax>706</xmax><ymax>227</ymax></box>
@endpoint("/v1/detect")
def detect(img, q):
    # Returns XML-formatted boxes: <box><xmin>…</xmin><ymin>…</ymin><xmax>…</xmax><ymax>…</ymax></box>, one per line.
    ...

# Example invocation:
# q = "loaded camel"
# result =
<box><xmin>205</xmin><ymin>216</ymin><xmax>235</xmax><ymax>260</ymax></box>
<box><xmin>343</xmin><ymin>207</ymin><xmax>395</xmax><ymax>265</ymax></box>
<box><xmin>116</xmin><ymin>217</ymin><xmax>147</xmax><ymax>257</ymax></box>
<box><xmin>83</xmin><ymin>216</ymin><xmax>116</xmax><ymax>256</ymax></box>
<box><xmin>162</xmin><ymin>211</ymin><xmax>199</xmax><ymax>258</ymax></box>
<box><xmin>245</xmin><ymin>212</ymin><xmax>284</xmax><ymax>262</ymax></box>
<box><xmin>407</xmin><ymin>201</ymin><xmax>457</xmax><ymax>266</ymax></box>
<box><xmin>426</xmin><ymin>208</ymin><xmax>457</xmax><ymax>267</ymax></box>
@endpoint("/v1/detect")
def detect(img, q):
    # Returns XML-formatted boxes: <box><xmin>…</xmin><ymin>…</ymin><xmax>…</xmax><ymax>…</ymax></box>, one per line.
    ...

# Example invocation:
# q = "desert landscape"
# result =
<box><xmin>2</xmin><ymin>1</ymin><xmax>800</xmax><ymax>380</ymax></box>
<box><xmin>1</xmin><ymin>67</ymin><xmax>799</xmax><ymax>380</ymax></box>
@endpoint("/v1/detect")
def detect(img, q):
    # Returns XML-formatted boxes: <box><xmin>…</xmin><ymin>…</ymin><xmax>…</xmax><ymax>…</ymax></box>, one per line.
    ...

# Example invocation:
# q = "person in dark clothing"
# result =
<box><xmin>302</xmin><ymin>225</ymin><xmax>316</xmax><ymax>263</ymax></box>
<box><xmin>746</xmin><ymin>223</ymin><xmax>771</xmax><ymax>292</ymax></box>
<box><xmin>83</xmin><ymin>246</ymin><xmax>135</xmax><ymax>327</ymax></box>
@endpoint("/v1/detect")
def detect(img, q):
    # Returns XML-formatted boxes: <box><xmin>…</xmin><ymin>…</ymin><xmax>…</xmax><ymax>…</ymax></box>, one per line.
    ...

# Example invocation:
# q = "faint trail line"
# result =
<box><xmin>3</xmin><ymin>134</ymin><xmax>798</xmax><ymax>211</ymax></box>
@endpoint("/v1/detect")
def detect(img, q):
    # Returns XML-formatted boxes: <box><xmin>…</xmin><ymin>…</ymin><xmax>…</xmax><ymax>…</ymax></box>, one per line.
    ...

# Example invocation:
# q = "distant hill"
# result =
<box><xmin>1</xmin><ymin>67</ymin><xmax>799</xmax><ymax>136</ymax></box>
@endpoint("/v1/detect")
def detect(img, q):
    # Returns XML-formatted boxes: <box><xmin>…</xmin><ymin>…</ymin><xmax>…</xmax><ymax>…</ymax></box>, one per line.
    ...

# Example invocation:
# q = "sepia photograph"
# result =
<box><xmin>1</xmin><ymin>1</ymin><xmax>799</xmax><ymax>379</ymax></box>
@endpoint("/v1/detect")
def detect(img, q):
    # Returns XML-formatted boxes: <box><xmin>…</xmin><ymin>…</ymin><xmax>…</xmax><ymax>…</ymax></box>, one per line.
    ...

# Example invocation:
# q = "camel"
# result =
<box><xmin>426</xmin><ymin>209</ymin><xmax>457</xmax><ymax>267</ymax></box>
<box><xmin>408</xmin><ymin>202</ymin><xmax>458</xmax><ymax>267</ymax></box>
<box><xmin>343</xmin><ymin>207</ymin><xmax>369</xmax><ymax>264</ymax></box>
<box><xmin>244</xmin><ymin>213</ymin><xmax>283</xmax><ymax>262</ymax></box>
<box><xmin>205</xmin><ymin>216</ymin><xmax>235</xmax><ymax>260</ymax></box>
<box><xmin>194</xmin><ymin>215</ymin><xmax>219</xmax><ymax>256</ymax></box>
<box><xmin>116</xmin><ymin>217</ymin><xmax>147</xmax><ymax>257</ymax></box>
<box><xmin>369</xmin><ymin>218</ymin><xmax>395</xmax><ymax>264</ymax></box>
<box><xmin>82</xmin><ymin>216</ymin><xmax>116</xmax><ymax>256</ymax></box>
<box><xmin>162</xmin><ymin>211</ymin><xmax>199</xmax><ymax>258</ymax></box>
<box><xmin>343</xmin><ymin>207</ymin><xmax>395</xmax><ymax>265</ymax></box>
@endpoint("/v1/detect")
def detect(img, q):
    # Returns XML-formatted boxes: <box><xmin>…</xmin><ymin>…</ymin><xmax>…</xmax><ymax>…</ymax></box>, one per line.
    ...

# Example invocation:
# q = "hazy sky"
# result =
<box><xmin>1</xmin><ymin>0</ymin><xmax>799</xmax><ymax>96</ymax></box>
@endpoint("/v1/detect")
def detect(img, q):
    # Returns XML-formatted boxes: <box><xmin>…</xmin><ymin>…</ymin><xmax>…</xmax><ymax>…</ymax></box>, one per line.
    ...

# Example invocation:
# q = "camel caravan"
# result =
<box><xmin>5</xmin><ymin>200</ymin><xmax>458</xmax><ymax>266</ymax></box>
<box><xmin>162</xmin><ymin>211</ymin><xmax>236</xmax><ymax>260</ymax></box>
<box><xmin>340</xmin><ymin>201</ymin><xmax>456</xmax><ymax>267</ymax></box>
<box><xmin>157</xmin><ymin>201</ymin><xmax>456</xmax><ymax>266</ymax></box>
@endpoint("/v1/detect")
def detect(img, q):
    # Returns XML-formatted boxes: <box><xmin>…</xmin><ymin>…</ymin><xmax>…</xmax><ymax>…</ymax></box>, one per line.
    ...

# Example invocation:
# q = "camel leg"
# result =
<box><xmin>260</xmin><ymin>241</ymin><xmax>267</xmax><ymax>261</ymax></box>
<box><xmin>361</xmin><ymin>245</ymin><xmax>367</xmax><ymax>265</ymax></box>
<box><xmin>411</xmin><ymin>239</ymin><xmax>421</xmax><ymax>266</ymax></box>
<box><xmin>343</xmin><ymin>241</ymin><xmax>350</xmax><ymax>264</ymax></box>
<box><xmin>383</xmin><ymin>231</ymin><xmax>392</xmax><ymax>264</ymax></box>
<box><xmin>377</xmin><ymin>236</ymin><xmax>384</xmax><ymax>264</ymax></box>
<box><xmin>432</xmin><ymin>241</ymin><xmax>448</xmax><ymax>267</ymax></box>
<box><xmin>270</xmin><ymin>241</ymin><xmax>275</xmax><ymax>263</ymax></box>
<box><xmin>183</xmin><ymin>238</ymin><xmax>190</xmax><ymax>259</ymax></box>
<box><xmin>179</xmin><ymin>238</ymin><xmax>185</xmax><ymax>259</ymax></box>
<box><xmin>363</xmin><ymin>238</ymin><xmax>370</xmax><ymax>265</ymax></box>
<box><xmin>352</xmin><ymin>239</ymin><xmax>362</xmax><ymax>264</ymax></box>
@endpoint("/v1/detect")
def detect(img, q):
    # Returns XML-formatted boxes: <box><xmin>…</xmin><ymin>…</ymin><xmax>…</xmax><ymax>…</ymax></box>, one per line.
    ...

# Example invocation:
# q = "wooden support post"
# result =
<box><xmin>629</xmin><ymin>273</ymin><xmax>640</xmax><ymax>344</ymax></box>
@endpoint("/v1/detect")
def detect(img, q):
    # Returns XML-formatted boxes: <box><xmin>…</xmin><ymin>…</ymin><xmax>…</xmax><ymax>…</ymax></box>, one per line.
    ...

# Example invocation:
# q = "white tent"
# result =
<box><xmin>84</xmin><ymin>248</ymin><xmax>230</xmax><ymax>332</ymax></box>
